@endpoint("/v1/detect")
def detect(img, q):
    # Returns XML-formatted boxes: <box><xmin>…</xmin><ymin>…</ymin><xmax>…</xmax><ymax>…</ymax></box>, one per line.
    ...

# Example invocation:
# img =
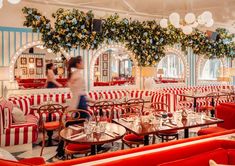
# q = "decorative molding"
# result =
<box><xmin>89</xmin><ymin>43</ymin><xmax>140</xmax><ymax>91</ymax></box>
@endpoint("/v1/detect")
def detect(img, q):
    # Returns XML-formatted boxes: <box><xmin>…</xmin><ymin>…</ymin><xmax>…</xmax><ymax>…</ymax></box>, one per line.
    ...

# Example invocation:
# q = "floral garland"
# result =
<box><xmin>22</xmin><ymin>7</ymin><xmax>235</xmax><ymax>66</ymax></box>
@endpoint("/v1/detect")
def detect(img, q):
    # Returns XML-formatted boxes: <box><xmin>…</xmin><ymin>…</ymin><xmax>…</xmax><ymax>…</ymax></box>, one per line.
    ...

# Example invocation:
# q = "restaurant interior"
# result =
<box><xmin>0</xmin><ymin>0</ymin><xmax>235</xmax><ymax>166</ymax></box>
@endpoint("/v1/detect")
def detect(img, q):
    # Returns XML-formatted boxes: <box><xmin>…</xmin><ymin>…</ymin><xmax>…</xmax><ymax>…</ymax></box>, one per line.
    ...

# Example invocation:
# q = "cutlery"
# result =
<box><xmin>105</xmin><ymin>132</ymin><xmax>115</xmax><ymax>138</ymax></box>
<box><xmin>112</xmin><ymin>131</ymin><xmax>120</xmax><ymax>136</ymax></box>
<box><xmin>68</xmin><ymin>132</ymin><xmax>83</xmax><ymax>139</ymax></box>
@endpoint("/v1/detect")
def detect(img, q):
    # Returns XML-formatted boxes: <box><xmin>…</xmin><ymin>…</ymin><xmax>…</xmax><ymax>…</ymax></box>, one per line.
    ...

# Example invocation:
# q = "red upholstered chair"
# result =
<box><xmin>121</xmin><ymin>99</ymin><xmax>145</xmax><ymax>149</ymax></box>
<box><xmin>197</xmin><ymin>126</ymin><xmax>227</xmax><ymax>136</ymax></box>
<box><xmin>18</xmin><ymin>157</ymin><xmax>45</xmax><ymax>165</ymax></box>
<box><xmin>62</xmin><ymin>109</ymin><xmax>91</xmax><ymax>159</ymax></box>
<box><xmin>92</xmin><ymin>101</ymin><xmax>115</xmax><ymax>121</ymax></box>
<box><xmin>39</xmin><ymin>103</ymin><xmax>64</xmax><ymax>156</ymax></box>
<box><xmin>0</xmin><ymin>157</ymin><xmax>45</xmax><ymax>165</ymax></box>
<box><xmin>197</xmin><ymin>92</ymin><xmax>220</xmax><ymax>114</ymax></box>
<box><xmin>197</xmin><ymin>93</ymin><xmax>229</xmax><ymax>136</ymax></box>
<box><xmin>151</xmin><ymin>102</ymin><xmax>178</xmax><ymax>143</ymax></box>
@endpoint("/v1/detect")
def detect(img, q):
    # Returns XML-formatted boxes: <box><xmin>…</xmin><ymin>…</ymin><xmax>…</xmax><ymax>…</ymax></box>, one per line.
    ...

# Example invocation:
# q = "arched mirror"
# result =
<box><xmin>93</xmin><ymin>48</ymin><xmax>135</xmax><ymax>86</ymax></box>
<box><xmin>14</xmin><ymin>45</ymin><xmax>68</xmax><ymax>89</ymax></box>
<box><xmin>199</xmin><ymin>58</ymin><xmax>222</xmax><ymax>80</ymax></box>
<box><xmin>155</xmin><ymin>53</ymin><xmax>185</xmax><ymax>83</ymax></box>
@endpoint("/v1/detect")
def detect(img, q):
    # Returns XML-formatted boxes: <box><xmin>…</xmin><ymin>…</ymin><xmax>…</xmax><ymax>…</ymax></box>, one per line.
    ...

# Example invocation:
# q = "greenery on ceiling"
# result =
<box><xmin>22</xmin><ymin>7</ymin><xmax>235</xmax><ymax>66</ymax></box>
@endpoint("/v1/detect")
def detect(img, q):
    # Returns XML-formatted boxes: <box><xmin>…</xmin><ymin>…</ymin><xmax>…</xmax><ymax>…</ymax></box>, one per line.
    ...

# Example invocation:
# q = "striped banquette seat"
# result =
<box><xmin>87</xmin><ymin>90</ymin><xmax>155</xmax><ymax>119</ymax></box>
<box><xmin>0</xmin><ymin>99</ymin><xmax>38</xmax><ymax>147</ymax></box>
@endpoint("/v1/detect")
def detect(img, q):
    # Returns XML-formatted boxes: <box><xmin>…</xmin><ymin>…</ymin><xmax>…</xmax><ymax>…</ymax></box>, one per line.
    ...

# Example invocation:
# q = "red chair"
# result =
<box><xmin>151</xmin><ymin>102</ymin><xmax>178</xmax><ymax>143</ymax></box>
<box><xmin>92</xmin><ymin>101</ymin><xmax>115</xmax><ymax>121</ymax></box>
<box><xmin>62</xmin><ymin>109</ymin><xmax>92</xmax><ymax>159</ymax></box>
<box><xmin>121</xmin><ymin>99</ymin><xmax>145</xmax><ymax>149</ymax></box>
<box><xmin>197</xmin><ymin>93</ymin><xmax>227</xmax><ymax>136</ymax></box>
<box><xmin>197</xmin><ymin>92</ymin><xmax>220</xmax><ymax>114</ymax></box>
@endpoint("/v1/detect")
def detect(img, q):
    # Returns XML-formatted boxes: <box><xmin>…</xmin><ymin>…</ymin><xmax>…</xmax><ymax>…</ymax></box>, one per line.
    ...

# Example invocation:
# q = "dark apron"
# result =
<box><xmin>47</xmin><ymin>81</ymin><xmax>57</xmax><ymax>88</ymax></box>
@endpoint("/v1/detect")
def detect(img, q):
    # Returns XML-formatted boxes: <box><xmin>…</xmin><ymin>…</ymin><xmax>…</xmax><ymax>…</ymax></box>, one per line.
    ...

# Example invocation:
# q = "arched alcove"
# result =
<box><xmin>89</xmin><ymin>43</ymin><xmax>140</xmax><ymax>90</ymax></box>
<box><xmin>196</xmin><ymin>56</ymin><xmax>228</xmax><ymax>84</ymax></box>
<box><xmin>154</xmin><ymin>46</ymin><xmax>189</xmax><ymax>85</ymax></box>
<box><xmin>9</xmin><ymin>40</ymin><xmax>72</xmax><ymax>82</ymax></box>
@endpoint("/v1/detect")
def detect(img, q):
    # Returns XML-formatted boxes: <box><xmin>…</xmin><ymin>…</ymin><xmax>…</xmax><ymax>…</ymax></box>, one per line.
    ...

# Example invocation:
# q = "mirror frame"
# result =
<box><xmin>9</xmin><ymin>40</ymin><xmax>71</xmax><ymax>82</ymax></box>
<box><xmin>196</xmin><ymin>56</ymin><xmax>228</xmax><ymax>85</ymax></box>
<box><xmin>89</xmin><ymin>43</ymin><xmax>140</xmax><ymax>91</ymax></box>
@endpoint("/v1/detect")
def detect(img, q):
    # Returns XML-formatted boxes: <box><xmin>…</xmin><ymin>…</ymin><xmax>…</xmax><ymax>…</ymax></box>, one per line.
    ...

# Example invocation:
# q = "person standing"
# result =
<box><xmin>46</xmin><ymin>63</ymin><xmax>62</xmax><ymax>88</ymax></box>
<box><xmin>67</xmin><ymin>56</ymin><xmax>88</xmax><ymax>114</ymax></box>
<box><xmin>56</xmin><ymin>56</ymin><xmax>88</xmax><ymax>159</ymax></box>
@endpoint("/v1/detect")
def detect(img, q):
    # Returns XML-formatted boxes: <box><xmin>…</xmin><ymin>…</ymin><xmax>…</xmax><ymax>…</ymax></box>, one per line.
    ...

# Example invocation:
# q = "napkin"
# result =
<box><xmin>68</xmin><ymin>125</ymin><xmax>83</xmax><ymax>131</ymax></box>
<box><xmin>203</xmin><ymin>117</ymin><xmax>218</xmax><ymax>121</ymax></box>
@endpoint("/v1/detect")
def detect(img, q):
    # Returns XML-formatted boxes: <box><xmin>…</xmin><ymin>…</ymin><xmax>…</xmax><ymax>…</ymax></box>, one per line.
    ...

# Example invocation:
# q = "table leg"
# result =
<box><xmin>144</xmin><ymin>135</ymin><xmax>149</xmax><ymax>145</ymax></box>
<box><xmin>211</xmin><ymin>97</ymin><xmax>215</xmax><ymax>117</ymax></box>
<box><xmin>184</xmin><ymin>128</ymin><xmax>189</xmax><ymax>138</ymax></box>
<box><xmin>91</xmin><ymin>145</ymin><xmax>96</xmax><ymax>155</ymax></box>
<box><xmin>193</xmin><ymin>98</ymin><xmax>197</xmax><ymax>111</ymax></box>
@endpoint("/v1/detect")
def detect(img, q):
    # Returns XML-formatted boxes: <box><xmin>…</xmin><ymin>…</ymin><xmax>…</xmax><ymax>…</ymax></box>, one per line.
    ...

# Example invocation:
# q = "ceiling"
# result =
<box><xmin>23</xmin><ymin>0</ymin><xmax>235</xmax><ymax>30</ymax></box>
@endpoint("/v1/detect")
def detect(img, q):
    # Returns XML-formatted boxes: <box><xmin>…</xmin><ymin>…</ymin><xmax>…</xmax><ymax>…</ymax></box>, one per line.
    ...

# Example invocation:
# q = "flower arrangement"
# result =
<box><xmin>22</xmin><ymin>7</ymin><xmax>235</xmax><ymax>66</ymax></box>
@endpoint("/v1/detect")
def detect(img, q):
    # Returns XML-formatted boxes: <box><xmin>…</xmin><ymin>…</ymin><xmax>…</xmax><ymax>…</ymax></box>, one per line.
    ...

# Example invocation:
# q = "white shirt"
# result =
<box><xmin>68</xmin><ymin>69</ymin><xmax>86</xmax><ymax>109</ymax></box>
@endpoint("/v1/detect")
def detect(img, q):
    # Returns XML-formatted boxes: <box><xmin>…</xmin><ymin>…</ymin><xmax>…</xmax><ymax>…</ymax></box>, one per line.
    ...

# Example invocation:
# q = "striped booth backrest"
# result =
<box><xmin>129</xmin><ymin>90</ymin><xmax>154</xmax><ymax>99</ymax></box>
<box><xmin>30</xmin><ymin>93</ymin><xmax>71</xmax><ymax>106</ymax></box>
<box><xmin>151</xmin><ymin>92</ymin><xmax>176</xmax><ymax>112</ymax></box>
<box><xmin>88</xmin><ymin>92</ymin><xmax>103</xmax><ymax>100</ymax></box>
<box><xmin>8</xmin><ymin>97</ymin><xmax>32</xmax><ymax>115</ymax></box>
<box><xmin>102</xmin><ymin>90</ymin><xmax>129</xmax><ymax>100</ymax></box>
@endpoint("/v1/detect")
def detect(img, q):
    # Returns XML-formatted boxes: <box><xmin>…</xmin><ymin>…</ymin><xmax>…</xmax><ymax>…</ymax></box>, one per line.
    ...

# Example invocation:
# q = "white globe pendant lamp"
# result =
<box><xmin>205</xmin><ymin>19</ymin><xmax>214</xmax><ymax>27</ymax></box>
<box><xmin>197</xmin><ymin>15</ymin><xmax>206</xmax><ymax>25</ymax></box>
<box><xmin>182</xmin><ymin>25</ymin><xmax>193</xmax><ymax>35</ymax></box>
<box><xmin>7</xmin><ymin>0</ymin><xmax>21</xmax><ymax>4</ymax></box>
<box><xmin>169</xmin><ymin>12</ymin><xmax>180</xmax><ymax>26</ymax></box>
<box><xmin>160</xmin><ymin>18</ymin><xmax>168</xmax><ymax>28</ymax></box>
<box><xmin>185</xmin><ymin>13</ymin><xmax>196</xmax><ymax>24</ymax></box>
<box><xmin>191</xmin><ymin>21</ymin><xmax>198</xmax><ymax>28</ymax></box>
<box><xmin>201</xmin><ymin>11</ymin><xmax>212</xmax><ymax>22</ymax></box>
<box><xmin>0</xmin><ymin>0</ymin><xmax>3</xmax><ymax>9</ymax></box>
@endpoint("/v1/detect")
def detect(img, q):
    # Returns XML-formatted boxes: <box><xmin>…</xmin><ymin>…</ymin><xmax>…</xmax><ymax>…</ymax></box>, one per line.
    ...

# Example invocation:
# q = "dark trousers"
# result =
<box><xmin>47</xmin><ymin>82</ymin><xmax>56</xmax><ymax>88</ymax></box>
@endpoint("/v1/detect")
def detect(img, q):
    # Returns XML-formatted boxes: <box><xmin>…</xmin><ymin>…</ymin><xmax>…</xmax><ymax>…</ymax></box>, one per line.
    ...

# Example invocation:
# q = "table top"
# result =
<box><xmin>178</xmin><ymin>91</ymin><xmax>234</xmax><ymax>99</ymax></box>
<box><xmin>113</xmin><ymin>114</ymin><xmax>224</xmax><ymax>136</ymax></box>
<box><xmin>60</xmin><ymin>123</ymin><xmax>126</xmax><ymax>145</ymax></box>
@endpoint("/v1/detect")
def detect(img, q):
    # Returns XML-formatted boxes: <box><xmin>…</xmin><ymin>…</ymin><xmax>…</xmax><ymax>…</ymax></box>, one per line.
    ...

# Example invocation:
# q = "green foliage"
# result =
<box><xmin>22</xmin><ymin>7</ymin><xmax>235</xmax><ymax>66</ymax></box>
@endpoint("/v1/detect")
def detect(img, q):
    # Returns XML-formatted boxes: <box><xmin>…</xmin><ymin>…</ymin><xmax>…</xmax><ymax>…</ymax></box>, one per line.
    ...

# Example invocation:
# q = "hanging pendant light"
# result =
<box><xmin>182</xmin><ymin>25</ymin><xmax>193</xmax><ymax>35</ymax></box>
<box><xmin>7</xmin><ymin>0</ymin><xmax>21</xmax><ymax>4</ymax></box>
<box><xmin>0</xmin><ymin>0</ymin><xmax>3</xmax><ymax>9</ymax></box>
<box><xmin>169</xmin><ymin>12</ymin><xmax>180</xmax><ymax>26</ymax></box>
<box><xmin>160</xmin><ymin>18</ymin><xmax>168</xmax><ymax>28</ymax></box>
<box><xmin>205</xmin><ymin>19</ymin><xmax>214</xmax><ymax>27</ymax></box>
<box><xmin>185</xmin><ymin>13</ymin><xmax>196</xmax><ymax>24</ymax></box>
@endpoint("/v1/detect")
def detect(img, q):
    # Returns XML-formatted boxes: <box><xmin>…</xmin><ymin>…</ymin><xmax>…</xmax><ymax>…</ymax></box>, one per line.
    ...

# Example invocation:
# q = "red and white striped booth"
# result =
<box><xmin>0</xmin><ymin>99</ymin><xmax>38</xmax><ymax>147</ymax></box>
<box><xmin>162</xmin><ymin>85</ymin><xmax>234</xmax><ymax>111</ymax></box>
<box><xmin>88</xmin><ymin>90</ymin><xmax>155</xmax><ymax>119</ymax></box>
<box><xmin>8</xmin><ymin>93</ymin><xmax>71</xmax><ymax>123</ymax></box>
